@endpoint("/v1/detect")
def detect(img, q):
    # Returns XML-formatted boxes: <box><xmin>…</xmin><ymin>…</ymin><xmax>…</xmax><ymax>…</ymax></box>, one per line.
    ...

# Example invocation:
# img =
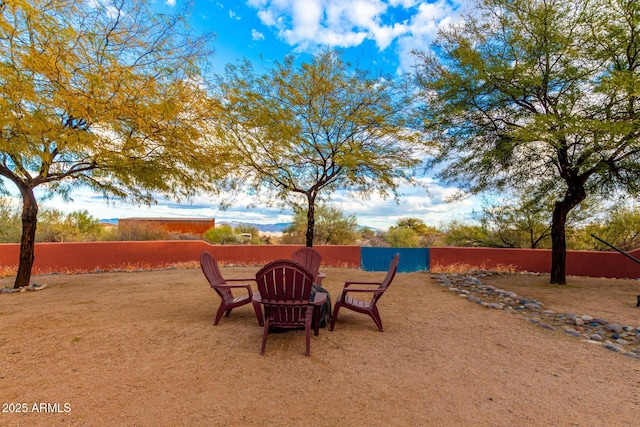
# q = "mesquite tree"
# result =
<box><xmin>215</xmin><ymin>49</ymin><xmax>425</xmax><ymax>247</ymax></box>
<box><xmin>414</xmin><ymin>0</ymin><xmax>640</xmax><ymax>284</ymax></box>
<box><xmin>0</xmin><ymin>0</ymin><xmax>224</xmax><ymax>288</ymax></box>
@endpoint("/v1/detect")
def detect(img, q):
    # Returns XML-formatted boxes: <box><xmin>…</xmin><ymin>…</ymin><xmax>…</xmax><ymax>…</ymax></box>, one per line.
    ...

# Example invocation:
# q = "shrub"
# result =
<box><xmin>203</xmin><ymin>224</ymin><xmax>238</xmax><ymax>244</ymax></box>
<box><xmin>103</xmin><ymin>223</ymin><xmax>169</xmax><ymax>241</ymax></box>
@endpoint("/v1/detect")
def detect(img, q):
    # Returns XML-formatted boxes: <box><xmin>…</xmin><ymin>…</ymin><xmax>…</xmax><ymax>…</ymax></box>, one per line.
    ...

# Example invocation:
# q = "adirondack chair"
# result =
<box><xmin>291</xmin><ymin>247</ymin><xmax>326</xmax><ymax>286</ymax></box>
<box><xmin>291</xmin><ymin>247</ymin><xmax>331</xmax><ymax>328</ymax></box>
<box><xmin>253</xmin><ymin>259</ymin><xmax>327</xmax><ymax>356</ymax></box>
<box><xmin>329</xmin><ymin>253</ymin><xmax>400</xmax><ymax>332</ymax></box>
<box><xmin>200</xmin><ymin>251</ymin><xmax>264</xmax><ymax>326</ymax></box>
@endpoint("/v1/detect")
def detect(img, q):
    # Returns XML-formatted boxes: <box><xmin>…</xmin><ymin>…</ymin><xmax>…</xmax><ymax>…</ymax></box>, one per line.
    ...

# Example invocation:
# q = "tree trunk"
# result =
<box><xmin>305</xmin><ymin>195</ymin><xmax>315</xmax><ymax>247</ymax></box>
<box><xmin>14</xmin><ymin>187</ymin><xmax>38</xmax><ymax>289</ymax></box>
<box><xmin>550</xmin><ymin>188</ymin><xmax>585</xmax><ymax>285</ymax></box>
<box><xmin>550</xmin><ymin>201</ymin><xmax>569</xmax><ymax>285</ymax></box>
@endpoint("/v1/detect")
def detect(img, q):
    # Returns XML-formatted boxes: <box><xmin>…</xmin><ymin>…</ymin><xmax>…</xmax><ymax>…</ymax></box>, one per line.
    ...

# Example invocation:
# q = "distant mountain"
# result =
<box><xmin>99</xmin><ymin>218</ymin><xmax>119</xmax><ymax>225</ymax></box>
<box><xmin>98</xmin><ymin>218</ymin><xmax>380</xmax><ymax>233</ymax></box>
<box><xmin>219</xmin><ymin>221</ymin><xmax>290</xmax><ymax>233</ymax></box>
<box><xmin>98</xmin><ymin>218</ymin><xmax>290</xmax><ymax>232</ymax></box>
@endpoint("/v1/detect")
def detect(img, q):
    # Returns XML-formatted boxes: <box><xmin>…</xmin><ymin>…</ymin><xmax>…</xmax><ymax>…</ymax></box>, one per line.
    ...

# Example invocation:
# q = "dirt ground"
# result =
<box><xmin>1</xmin><ymin>266</ymin><xmax>639</xmax><ymax>426</ymax></box>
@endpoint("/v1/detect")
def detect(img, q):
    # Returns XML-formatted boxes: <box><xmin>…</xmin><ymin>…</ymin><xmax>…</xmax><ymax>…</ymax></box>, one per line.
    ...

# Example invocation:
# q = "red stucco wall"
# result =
<box><xmin>118</xmin><ymin>218</ymin><xmax>215</xmax><ymax>235</ymax></box>
<box><xmin>429</xmin><ymin>247</ymin><xmax>640</xmax><ymax>279</ymax></box>
<box><xmin>1</xmin><ymin>242</ymin><xmax>638</xmax><ymax>279</ymax></box>
<box><xmin>0</xmin><ymin>242</ymin><xmax>361</xmax><ymax>273</ymax></box>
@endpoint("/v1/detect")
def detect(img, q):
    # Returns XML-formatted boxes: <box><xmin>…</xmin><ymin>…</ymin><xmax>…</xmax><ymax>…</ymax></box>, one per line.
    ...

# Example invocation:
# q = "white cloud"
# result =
<box><xmin>257</xmin><ymin>9</ymin><xmax>277</xmax><ymax>26</ymax></box>
<box><xmin>291</xmin><ymin>0</ymin><xmax>323</xmax><ymax>39</ymax></box>
<box><xmin>30</xmin><ymin>176</ymin><xmax>480</xmax><ymax>231</ymax></box>
<box><xmin>247</xmin><ymin>0</ymin><xmax>471</xmax><ymax>72</ymax></box>
<box><xmin>252</xmin><ymin>29</ymin><xmax>265</xmax><ymax>40</ymax></box>
<box><xmin>165</xmin><ymin>0</ymin><xmax>176</xmax><ymax>7</ymax></box>
<box><xmin>388</xmin><ymin>0</ymin><xmax>419</xmax><ymax>6</ymax></box>
<box><xmin>396</xmin><ymin>1</ymin><xmax>458</xmax><ymax>72</ymax></box>
<box><xmin>35</xmin><ymin>188</ymin><xmax>295</xmax><ymax>226</ymax></box>
<box><xmin>321</xmin><ymin>177</ymin><xmax>480</xmax><ymax>230</ymax></box>
<box><xmin>229</xmin><ymin>10</ymin><xmax>241</xmax><ymax>20</ymax></box>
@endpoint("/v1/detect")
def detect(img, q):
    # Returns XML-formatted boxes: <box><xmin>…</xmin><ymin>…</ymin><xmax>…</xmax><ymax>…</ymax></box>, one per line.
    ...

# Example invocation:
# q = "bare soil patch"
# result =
<box><xmin>1</xmin><ymin>267</ymin><xmax>639</xmax><ymax>426</ymax></box>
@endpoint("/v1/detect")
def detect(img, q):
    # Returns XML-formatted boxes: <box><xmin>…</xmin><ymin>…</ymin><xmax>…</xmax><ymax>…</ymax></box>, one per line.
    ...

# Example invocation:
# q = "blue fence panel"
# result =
<box><xmin>361</xmin><ymin>247</ymin><xmax>430</xmax><ymax>272</ymax></box>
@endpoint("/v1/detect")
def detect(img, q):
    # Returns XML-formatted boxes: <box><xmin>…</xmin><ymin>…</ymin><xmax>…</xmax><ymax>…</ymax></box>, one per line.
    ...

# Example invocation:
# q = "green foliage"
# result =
<box><xmin>282</xmin><ymin>204</ymin><xmax>358</xmax><ymax>245</ymax></box>
<box><xmin>0</xmin><ymin>0</ymin><xmax>220</xmax><ymax>202</ymax></box>
<box><xmin>202</xmin><ymin>224</ymin><xmax>265</xmax><ymax>245</ymax></box>
<box><xmin>0</xmin><ymin>205</ymin><xmax>104</xmax><ymax>243</ymax></box>
<box><xmin>443</xmin><ymin>221</ymin><xmax>495</xmax><ymax>248</ymax></box>
<box><xmin>233</xmin><ymin>224</ymin><xmax>263</xmax><ymax>245</ymax></box>
<box><xmin>278</xmin><ymin>230</ymin><xmax>305</xmax><ymax>245</ymax></box>
<box><xmin>414</xmin><ymin>0</ymin><xmax>640</xmax><ymax>283</ymax></box>
<box><xmin>582</xmin><ymin>205</ymin><xmax>640</xmax><ymax>251</ymax></box>
<box><xmin>0</xmin><ymin>0</ymin><xmax>223</xmax><ymax>287</ymax></box>
<box><xmin>384</xmin><ymin>227</ymin><xmax>420</xmax><ymax>248</ymax></box>
<box><xmin>387</xmin><ymin>217</ymin><xmax>444</xmax><ymax>247</ymax></box>
<box><xmin>314</xmin><ymin>206</ymin><xmax>359</xmax><ymax>245</ymax></box>
<box><xmin>391</xmin><ymin>218</ymin><xmax>430</xmax><ymax>235</ymax></box>
<box><xmin>36</xmin><ymin>209</ymin><xmax>103</xmax><ymax>242</ymax></box>
<box><xmin>102</xmin><ymin>222</ymin><xmax>168</xmax><ymax>242</ymax></box>
<box><xmin>203</xmin><ymin>224</ymin><xmax>239</xmax><ymax>245</ymax></box>
<box><xmin>415</xmin><ymin>0</ymin><xmax>639</xmax><ymax>195</ymax></box>
<box><xmin>441</xmin><ymin>191</ymin><xmax>598</xmax><ymax>249</ymax></box>
<box><xmin>0</xmin><ymin>199</ymin><xmax>22</xmax><ymax>243</ymax></box>
<box><xmin>216</xmin><ymin>48</ymin><xmax>425</xmax><ymax>246</ymax></box>
<box><xmin>474</xmin><ymin>192</ymin><xmax>554</xmax><ymax>249</ymax></box>
<box><xmin>359</xmin><ymin>228</ymin><xmax>376</xmax><ymax>241</ymax></box>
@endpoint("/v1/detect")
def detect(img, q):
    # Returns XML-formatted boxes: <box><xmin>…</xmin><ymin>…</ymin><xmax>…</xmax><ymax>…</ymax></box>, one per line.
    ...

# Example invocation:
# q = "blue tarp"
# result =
<box><xmin>361</xmin><ymin>247</ymin><xmax>429</xmax><ymax>272</ymax></box>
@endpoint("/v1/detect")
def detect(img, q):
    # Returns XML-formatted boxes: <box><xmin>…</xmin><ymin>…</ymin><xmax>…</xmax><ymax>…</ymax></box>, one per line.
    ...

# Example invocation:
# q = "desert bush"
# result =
<box><xmin>430</xmin><ymin>263</ymin><xmax>518</xmax><ymax>274</ymax></box>
<box><xmin>103</xmin><ymin>222</ymin><xmax>169</xmax><ymax>241</ymax></box>
<box><xmin>36</xmin><ymin>209</ymin><xmax>103</xmax><ymax>242</ymax></box>
<box><xmin>0</xmin><ymin>200</ymin><xmax>22</xmax><ymax>243</ymax></box>
<box><xmin>203</xmin><ymin>224</ymin><xmax>238</xmax><ymax>244</ymax></box>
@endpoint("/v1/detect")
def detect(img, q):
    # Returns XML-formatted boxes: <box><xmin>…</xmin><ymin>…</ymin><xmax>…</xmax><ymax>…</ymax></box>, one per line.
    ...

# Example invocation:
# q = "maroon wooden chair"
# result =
<box><xmin>291</xmin><ymin>246</ymin><xmax>331</xmax><ymax>327</ymax></box>
<box><xmin>329</xmin><ymin>253</ymin><xmax>400</xmax><ymax>332</ymax></box>
<box><xmin>200</xmin><ymin>251</ymin><xmax>263</xmax><ymax>326</ymax></box>
<box><xmin>253</xmin><ymin>259</ymin><xmax>327</xmax><ymax>356</ymax></box>
<box><xmin>291</xmin><ymin>247</ymin><xmax>326</xmax><ymax>285</ymax></box>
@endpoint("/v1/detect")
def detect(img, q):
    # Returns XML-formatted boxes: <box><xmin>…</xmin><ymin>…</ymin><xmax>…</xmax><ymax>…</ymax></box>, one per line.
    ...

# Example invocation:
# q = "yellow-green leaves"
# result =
<box><xmin>0</xmin><ymin>0</ymin><xmax>219</xmax><ymax>198</ymax></box>
<box><xmin>215</xmin><ymin>48</ymin><xmax>426</xmax><ymax>245</ymax></box>
<box><xmin>0</xmin><ymin>0</ymin><xmax>222</xmax><ymax>287</ymax></box>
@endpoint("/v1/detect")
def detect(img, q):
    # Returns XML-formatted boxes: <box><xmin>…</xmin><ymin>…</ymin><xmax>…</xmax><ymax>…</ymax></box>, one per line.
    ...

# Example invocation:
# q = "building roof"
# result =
<box><xmin>118</xmin><ymin>217</ymin><xmax>214</xmax><ymax>221</ymax></box>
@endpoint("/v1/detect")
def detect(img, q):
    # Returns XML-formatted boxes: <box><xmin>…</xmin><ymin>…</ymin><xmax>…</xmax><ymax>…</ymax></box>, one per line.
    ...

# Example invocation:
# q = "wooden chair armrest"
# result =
<box><xmin>224</xmin><ymin>277</ymin><xmax>257</xmax><ymax>283</ymax></box>
<box><xmin>344</xmin><ymin>281</ymin><xmax>382</xmax><ymax>288</ymax></box>
<box><xmin>252</xmin><ymin>291</ymin><xmax>262</xmax><ymax>303</ymax></box>
<box><xmin>342</xmin><ymin>287</ymin><xmax>385</xmax><ymax>294</ymax></box>
<box><xmin>215</xmin><ymin>284</ymin><xmax>254</xmax><ymax>298</ymax></box>
<box><xmin>310</xmin><ymin>292</ymin><xmax>327</xmax><ymax>305</ymax></box>
<box><xmin>215</xmin><ymin>283</ymin><xmax>253</xmax><ymax>290</ymax></box>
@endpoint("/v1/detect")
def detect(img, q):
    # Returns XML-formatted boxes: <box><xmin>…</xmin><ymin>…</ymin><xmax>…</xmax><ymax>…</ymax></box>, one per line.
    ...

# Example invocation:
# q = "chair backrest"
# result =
<box><xmin>372</xmin><ymin>253</ymin><xmax>400</xmax><ymax>306</ymax></box>
<box><xmin>200</xmin><ymin>251</ymin><xmax>233</xmax><ymax>302</ymax></box>
<box><xmin>255</xmin><ymin>259</ymin><xmax>315</xmax><ymax>327</ymax></box>
<box><xmin>291</xmin><ymin>247</ymin><xmax>322</xmax><ymax>279</ymax></box>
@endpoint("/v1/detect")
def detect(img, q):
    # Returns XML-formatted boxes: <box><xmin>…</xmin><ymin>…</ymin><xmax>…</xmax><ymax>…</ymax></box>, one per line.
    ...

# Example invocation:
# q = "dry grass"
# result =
<box><xmin>430</xmin><ymin>262</ymin><xmax>518</xmax><ymax>274</ymax></box>
<box><xmin>1</xmin><ymin>259</ymin><xmax>356</xmax><ymax>281</ymax></box>
<box><xmin>1</xmin><ymin>267</ymin><xmax>639</xmax><ymax>426</ymax></box>
<box><xmin>0</xmin><ymin>261</ymin><xmax>204</xmax><ymax>280</ymax></box>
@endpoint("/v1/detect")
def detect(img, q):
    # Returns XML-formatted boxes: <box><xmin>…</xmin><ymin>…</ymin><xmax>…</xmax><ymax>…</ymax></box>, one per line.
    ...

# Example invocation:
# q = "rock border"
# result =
<box><xmin>435</xmin><ymin>272</ymin><xmax>640</xmax><ymax>360</ymax></box>
<box><xmin>0</xmin><ymin>283</ymin><xmax>48</xmax><ymax>293</ymax></box>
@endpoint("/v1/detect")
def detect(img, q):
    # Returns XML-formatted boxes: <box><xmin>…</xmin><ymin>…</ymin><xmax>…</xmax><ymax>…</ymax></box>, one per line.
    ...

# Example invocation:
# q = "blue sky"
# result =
<box><xmin>40</xmin><ymin>0</ymin><xmax>480</xmax><ymax>230</ymax></box>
